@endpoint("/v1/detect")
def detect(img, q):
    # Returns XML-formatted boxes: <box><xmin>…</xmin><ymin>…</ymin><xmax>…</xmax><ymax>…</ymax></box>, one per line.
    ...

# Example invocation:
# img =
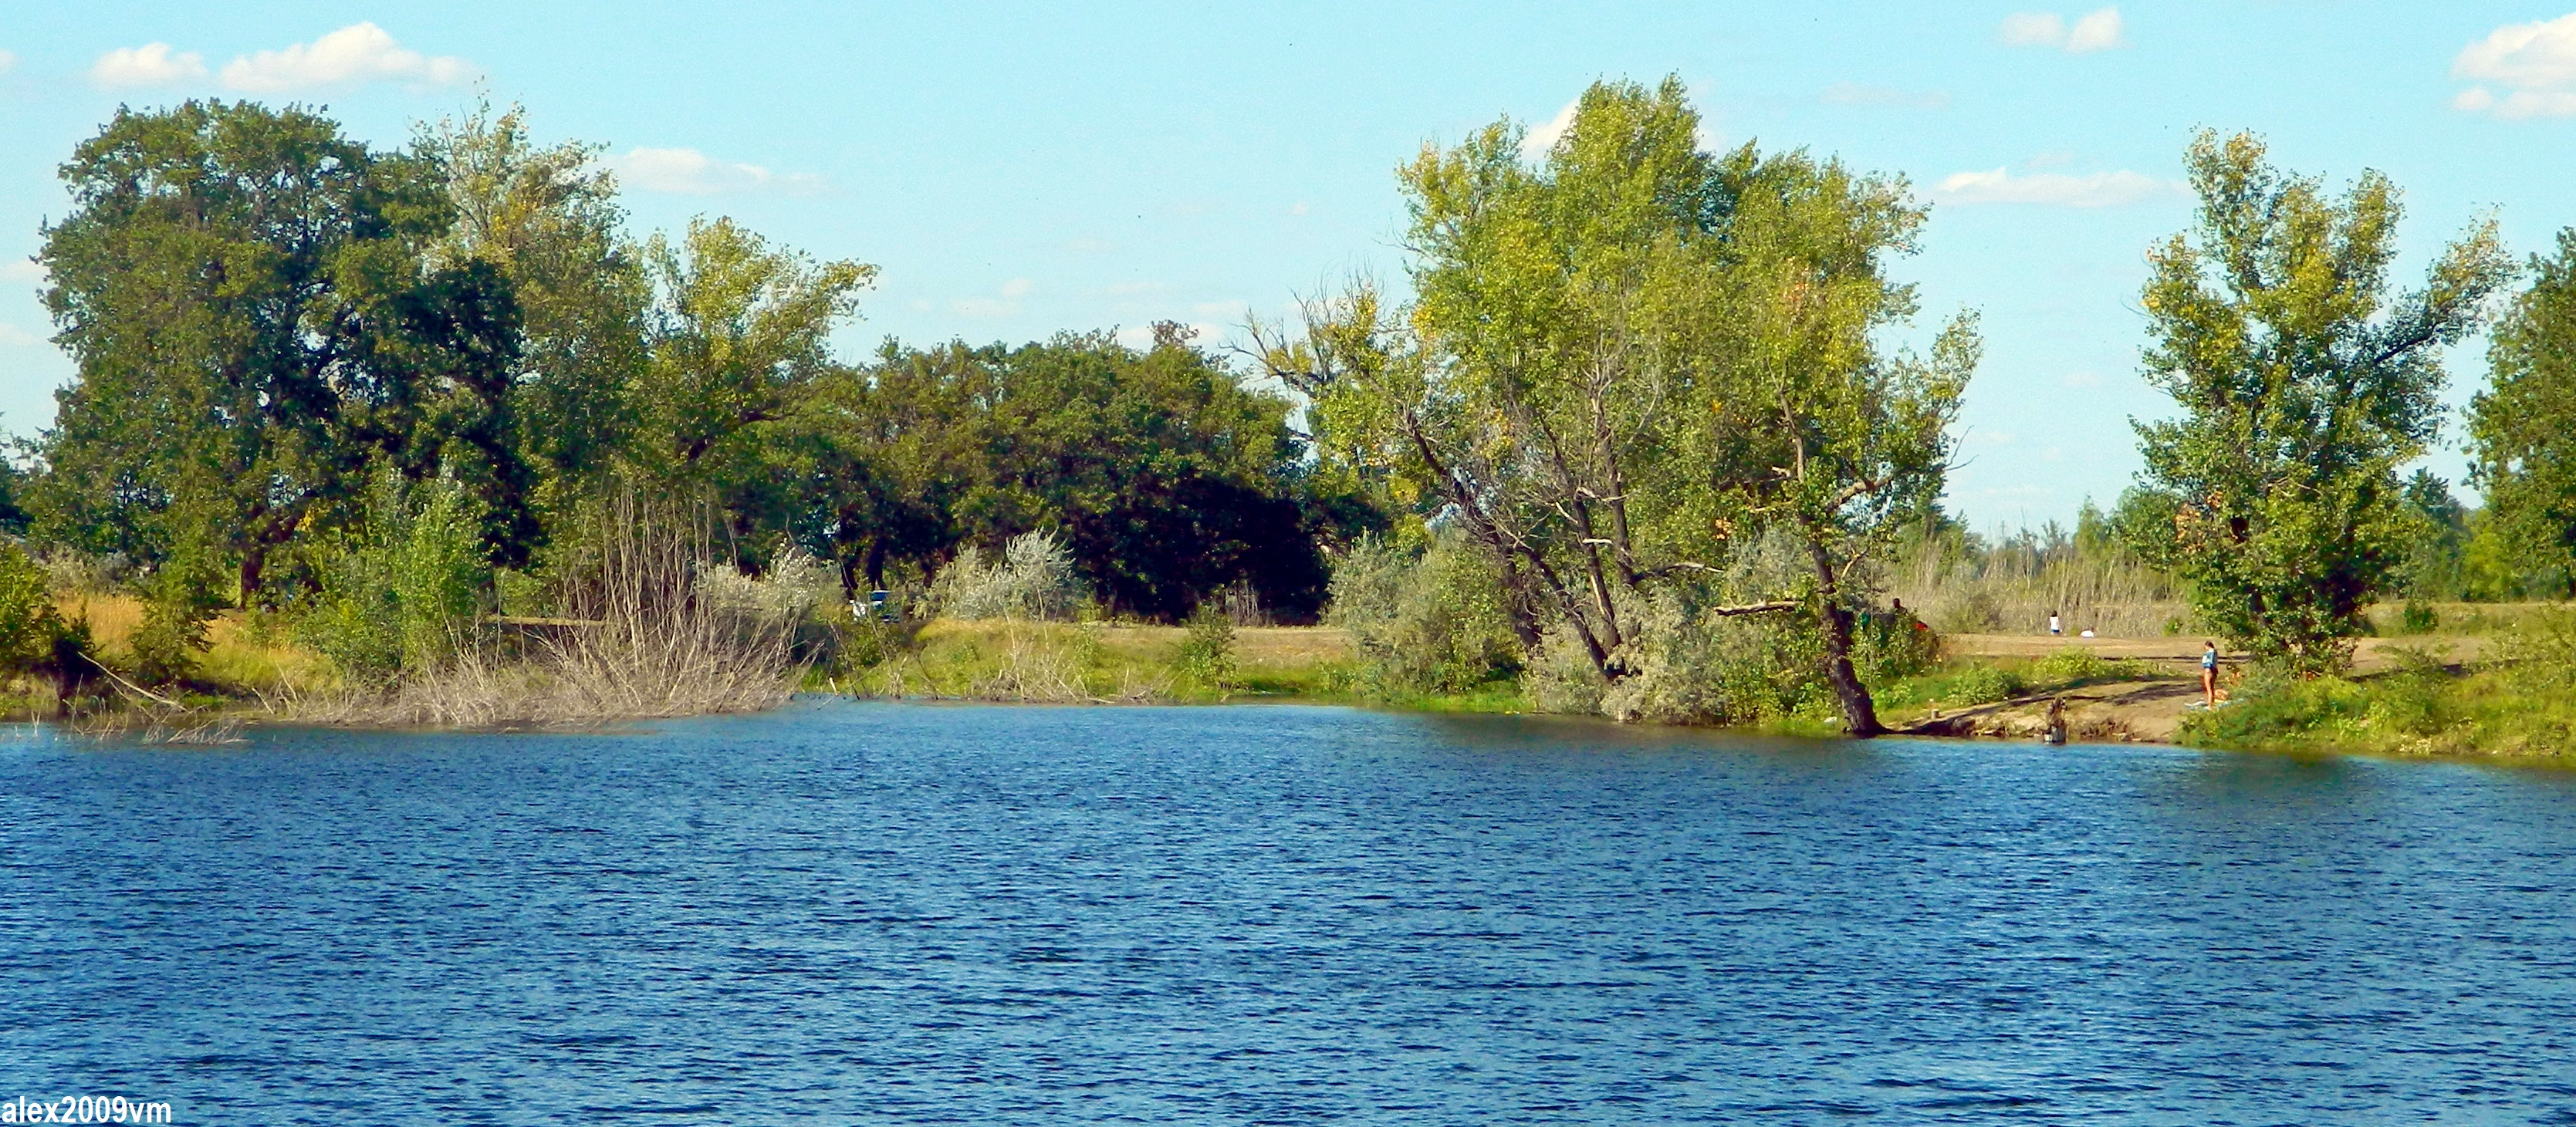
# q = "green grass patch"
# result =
<box><xmin>2182</xmin><ymin>653</ymin><xmax>2576</xmax><ymax>759</ymax></box>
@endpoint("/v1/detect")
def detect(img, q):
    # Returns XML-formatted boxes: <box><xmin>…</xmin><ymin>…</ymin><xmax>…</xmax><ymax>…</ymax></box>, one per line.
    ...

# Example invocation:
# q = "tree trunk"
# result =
<box><xmin>238</xmin><ymin>549</ymin><xmax>264</xmax><ymax>610</ymax></box>
<box><xmin>1805</xmin><ymin>536</ymin><xmax>1884</xmax><ymax>737</ymax></box>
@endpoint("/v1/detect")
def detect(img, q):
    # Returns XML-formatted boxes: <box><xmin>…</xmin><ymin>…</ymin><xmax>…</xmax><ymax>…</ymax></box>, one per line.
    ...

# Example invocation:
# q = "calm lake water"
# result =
<box><xmin>5</xmin><ymin>703</ymin><xmax>2575</xmax><ymax>1125</ymax></box>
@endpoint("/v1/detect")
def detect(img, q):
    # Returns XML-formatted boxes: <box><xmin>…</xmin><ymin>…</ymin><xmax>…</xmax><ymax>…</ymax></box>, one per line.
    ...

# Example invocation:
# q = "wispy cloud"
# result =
<box><xmin>2453</xmin><ymin>13</ymin><xmax>2576</xmax><ymax>119</ymax></box>
<box><xmin>90</xmin><ymin>42</ymin><xmax>208</xmax><ymax>87</ymax></box>
<box><xmin>2000</xmin><ymin>8</ymin><xmax>2125</xmax><ymax>53</ymax></box>
<box><xmin>1934</xmin><ymin>167</ymin><xmax>2180</xmax><ymax>208</ymax></box>
<box><xmin>952</xmin><ymin>279</ymin><xmax>1035</xmax><ymax>319</ymax></box>
<box><xmin>607</xmin><ymin>147</ymin><xmax>829</xmax><ymax>195</ymax></box>
<box><xmin>1820</xmin><ymin>82</ymin><xmax>1951</xmax><ymax>110</ymax></box>
<box><xmin>0</xmin><ymin>323</ymin><xmax>46</xmax><ymax>347</ymax></box>
<box><xmin>0</xmin><ymin>260</ymin><xmax>42</xmax><ymax>283</ymax></box>
<box><xmin>0</xmin><ymin>49</ymin><xmax>19</xmax><ymax>75</ymax></box>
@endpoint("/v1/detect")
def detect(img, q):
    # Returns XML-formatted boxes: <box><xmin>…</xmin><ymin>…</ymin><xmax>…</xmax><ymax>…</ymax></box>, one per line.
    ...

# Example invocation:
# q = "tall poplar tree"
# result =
<box><xmin>2133</xmin><ymin>130</ymin><xmax>2510</xmax><ymax>673</ymax></box>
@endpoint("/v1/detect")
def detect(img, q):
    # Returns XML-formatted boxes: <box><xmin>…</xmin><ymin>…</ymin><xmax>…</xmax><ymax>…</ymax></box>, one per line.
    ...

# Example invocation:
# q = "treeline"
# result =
<box><xmin>15</xmin><ymin>79</ymin><xmax>2576</xmax><ymax>733</ymax></box>
<box><xmin>0</xmin><ymin>100</ymin><xmax>1366</xmax><ymax>691</ymax></box>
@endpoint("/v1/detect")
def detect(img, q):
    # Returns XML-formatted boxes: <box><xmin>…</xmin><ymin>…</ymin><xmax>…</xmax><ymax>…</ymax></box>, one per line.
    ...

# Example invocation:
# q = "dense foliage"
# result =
<box><xmin>1262</xmin><ymin>77</ymin><xmax>1969</xmax><ymax>731</ymax></box>
<box><xmin>2129</xmin><ymin>130</ymin><xmax>2511</xmax><ymax>675</ymax></box>
<box><xmin>9</xmin><ymin>101</ymin><xmax>1345</xmax><ymax>691</ymax></box>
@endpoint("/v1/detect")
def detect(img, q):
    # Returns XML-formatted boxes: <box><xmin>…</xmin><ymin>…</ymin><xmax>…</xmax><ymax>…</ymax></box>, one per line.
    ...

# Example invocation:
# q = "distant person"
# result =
<box><xmin>2048</xmin><ymin>610</ymin><xmax>2062</xmax><ymax>636</ymax></box>
<box><xmin>2202</xmin><ymin>640</ymin><xmax>2219</xmax><ymax>709</ymax></box>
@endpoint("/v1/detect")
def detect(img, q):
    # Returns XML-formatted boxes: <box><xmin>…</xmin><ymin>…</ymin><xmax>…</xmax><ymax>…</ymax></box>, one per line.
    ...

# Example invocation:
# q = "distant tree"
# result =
<box><xmin>31</xmin><ymin>101</ymin><xmax>530</xmax><ymax>601</ymax></box>
<box><xmin>2132</xmin><ymin>130</ymin><xmax>2510</xmax><ymax>674</ymax></box>
<box><xmin>2395</xmin><ymin>469</ymin><xmax>2470</xmax><ymax>601</ymax></box>
<box><xmin>2471</xmin><ymin>228</ymin><xmax>2576</xmax><ymax>589</ymax></box>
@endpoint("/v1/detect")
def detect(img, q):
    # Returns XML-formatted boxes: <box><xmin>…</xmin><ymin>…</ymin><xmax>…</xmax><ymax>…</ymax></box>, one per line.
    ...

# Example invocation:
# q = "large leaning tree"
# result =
<box><xmin>2132</xmin><ymin>130</ymin><xmax>2510</xmax><ymax>674</ymax></box>
<box><xmin>32</xmin><ymin>100</ymin><xmax>535</xmax><ymax>602</ymax></box>
<box><xmin>1258</xmin><ymin>76</ymin><xmax>1975</xmax><ymax>735</ymax></box>
<box><xmin>2470</xmin><ymin>228</ymin><xmax>2576</xmax><ymax>591</ymax></box>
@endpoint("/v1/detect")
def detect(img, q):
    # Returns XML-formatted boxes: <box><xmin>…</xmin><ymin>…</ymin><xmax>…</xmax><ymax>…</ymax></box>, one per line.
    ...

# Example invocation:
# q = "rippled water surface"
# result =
<box><xmin>6</xmin><ymin>703</ymin><xmax>2576</xmax><ymax>1124</ymax></box>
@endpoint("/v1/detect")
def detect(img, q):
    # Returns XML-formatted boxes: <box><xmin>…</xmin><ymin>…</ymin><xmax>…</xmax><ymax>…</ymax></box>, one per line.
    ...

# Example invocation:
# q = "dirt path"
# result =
<box><xmin>1941</xmin><ymin>633</ymin><xmax>2486</xmax><ymax>673</ymax></box>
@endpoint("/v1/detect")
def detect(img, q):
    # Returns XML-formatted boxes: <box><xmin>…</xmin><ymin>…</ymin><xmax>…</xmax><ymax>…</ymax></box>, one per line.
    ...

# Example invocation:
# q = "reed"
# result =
<box><xmin>282</xmin><ymin>491</ymin><xmax>801</xmax><ymax>728</ymax></box>
<box><xmin>1889</xmin><ymin>528</ymin><xmax>2188</xmax><ymax>639</ymax></box>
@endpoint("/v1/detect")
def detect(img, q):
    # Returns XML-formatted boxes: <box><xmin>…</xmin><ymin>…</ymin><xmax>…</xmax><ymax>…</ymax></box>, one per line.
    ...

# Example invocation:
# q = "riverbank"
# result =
<box><xmin>14</xmin><ymin>599</ymin><xmax>2570</xmax><ymax>763</ymax></box>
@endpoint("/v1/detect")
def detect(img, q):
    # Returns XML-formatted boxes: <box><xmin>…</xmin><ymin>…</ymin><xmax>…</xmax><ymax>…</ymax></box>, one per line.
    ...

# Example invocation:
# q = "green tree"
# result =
<box><xmin>634</xmin><ymin>217</ymin><xmax>874</xmax><ymax>484</ymax></box>
<box><xmin>2471</xmin><ymin>228</ymin><xmax>2576</xmax><ymax>592</ymax></box>
<box><xmin>2133</xmin><ymin>130</ymin><xmax>2510</xmax><ymax>674</ymax></box>
<box><xmin>32</xmin><ymin>101</ymin><xmax>529</xmax><ymax>602</ymax></box>
<box><xmin>418</xmin><ymin>100</ymin><xmax>651</xmax><ymax>520</ymax></box>
<box><xmin>1266</xmin><ymin>77</ymin><xmax>1971</xmax><ymax>734</ymax></box>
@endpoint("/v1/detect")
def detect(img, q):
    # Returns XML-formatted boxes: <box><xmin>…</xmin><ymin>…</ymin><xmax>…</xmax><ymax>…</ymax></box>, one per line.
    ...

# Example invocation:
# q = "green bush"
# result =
<box><xmin>129</xmin><ymin>554</ymin><xmax>223</xmax><ymax>687</ymax></box>
<box><xmin>1175</xmin><ymin>602</ymin><xmax>1238</xmax><ymax>689</ymax></box>
<box><xmin>1854</xmin><ymin>605</ymin><xmax>1939</xmax><ymax>686</ymax></box>
<box><xmin>0</xmin><ymin>543</ymin><xmax>58</xmax><ymax>675</ymax></box>
<box><xmin>2398</xmin><ymin>601</ymin><xmax>2440</xmax><ymax>636</ymax></box>
<box><xmin>2030</xmin><ymin>646</ymin><xmax>2146</xmax><ymax>684</ymax></box>
<box><xmin>1326</xmin><ymin>534</ymin><xmax>1522</xmax><ymax>696</ymax></box>
<box><xmin>1949</xmin><ymin>665</ymin><xmax>2025</xmax><ymax>704</ymax></box>
<box><xmin>299</xmin><ymin>474</ymin><xmax>492</xmax><ymax>682</ymax></box>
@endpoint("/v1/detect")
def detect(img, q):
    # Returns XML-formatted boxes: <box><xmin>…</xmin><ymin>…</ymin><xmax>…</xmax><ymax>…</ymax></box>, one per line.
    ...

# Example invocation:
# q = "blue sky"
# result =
<box><xmin>2</xmin><ymin>2</ymin><xmax>2572</xmax><ymax>531</ymax></box>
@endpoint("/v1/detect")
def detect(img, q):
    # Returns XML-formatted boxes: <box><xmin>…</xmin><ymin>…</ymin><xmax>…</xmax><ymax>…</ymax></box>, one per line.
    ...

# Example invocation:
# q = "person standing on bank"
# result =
<box><xmin>2048</xmin><ymin>610</ymin><xmax>2063</xmax><ymax>636</ymax></box>
<box><xmin>2202</xmin><ymin>641</ymin><xmax>2220</xmax><ymax>709</ymax></box>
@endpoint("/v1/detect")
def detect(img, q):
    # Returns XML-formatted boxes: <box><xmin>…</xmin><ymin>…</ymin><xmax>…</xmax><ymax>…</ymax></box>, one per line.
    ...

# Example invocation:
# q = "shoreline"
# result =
<box><xmin>15</xmin><ymin>616</ymin><xmax>2571</xmax><ymax>767</ymax></box>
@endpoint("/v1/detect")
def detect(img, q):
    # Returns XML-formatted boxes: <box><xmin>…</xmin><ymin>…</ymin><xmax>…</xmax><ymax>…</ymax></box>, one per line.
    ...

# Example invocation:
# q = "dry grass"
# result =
<box><xmin>1891</xmin><ymin>544</ymin><xmax>2187</xmax><ymax>639</ymax></box>
<box><xmin>275</xmin><ymin>495</ymin><xmax>801</xmax><ymax>729</ymax></box>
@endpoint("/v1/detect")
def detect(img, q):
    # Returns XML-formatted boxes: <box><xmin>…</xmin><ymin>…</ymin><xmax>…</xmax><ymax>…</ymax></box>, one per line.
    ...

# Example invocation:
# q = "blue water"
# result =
<box><xmin>5</xmin><ymin>704</ymin><xmax>2576</xmax><ymax>1125</ymax></box>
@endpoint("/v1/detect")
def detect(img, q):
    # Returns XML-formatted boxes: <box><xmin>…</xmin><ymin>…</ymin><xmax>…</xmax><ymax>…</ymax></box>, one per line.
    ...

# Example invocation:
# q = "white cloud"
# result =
<box><xmin>1290</xmin><ymin>201</ymin><xmax>1310</xmax><ymax>216</ymax></box>
<box><xmin>1820</xmin><ymin>82</ymin><xmax>1951</xmax><ymax>110</ymax></box>
<box><xmin>0</xmin><ymin>323</ymin><xmax>44</xmax><ymax>347</ymax></box>
<box><xmin>2064</xmin><ymin>370</ymin><xmax>2104</xmax><ymax>388</ymax></box>
<box><xmin>2000</xmin><ymin>12</ymin><xmax>2066</xmax><ymax>46</ymax></box>
<box><xmin>0</xmin><ymin>49</ymin><xmax>17</xmax><ymax>74</ymax></box>
<box><xmin>2000</xmin><ymin>8</ymin><xmax>2124</xmax><ymax>53</ymax></box>
<box><xmin>1521</xmin><ymin>98</ymin><xmax>1580</xmax><ymax>160</ymax></box>
<box><xmin>607</xmin><ymin>147</ymin><xmax>827</xmax><ymax>195</ymax></box>
<box><xmin>0</xmin><ymin>260</ymin><xmax>41</xmax><ymax>283</ymax></box>
<box><xmin>1934</xmin><ymin>167</ymin><xmax>2181</xmax><ymax>208</ymax></box>
<box><xmin>1063</xmin><ymin>237</ymin><xmax>1117</xmax><ymax>254</ymax></box>
<box><xmin>218</xmin><ymin>23</ymin><xmax>472</xmax><ymax>93</ymax></box>
<box><xmin>2066</xmin><ymin>8</ymin><xmax>2125</xmax><ymax>52</ymax></box>
<box><xmin>2453</xmin><ymin>14</ymin><xmax>2576</xmax><ymax>118</ymax></box>
<box><xmin>1106</xmin><ymin>281</ymin><xmax>1165</xmax><ymax>295</ymax></box>
<box><xmin>999</xmin><ymin>278</ymin><xmax>1034</xmax><ymax>299</ymax></box>
<box><xmin>90</xmin><ymin>42</ymin><xmax>209</xmax><ymax>87</ymax></box>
